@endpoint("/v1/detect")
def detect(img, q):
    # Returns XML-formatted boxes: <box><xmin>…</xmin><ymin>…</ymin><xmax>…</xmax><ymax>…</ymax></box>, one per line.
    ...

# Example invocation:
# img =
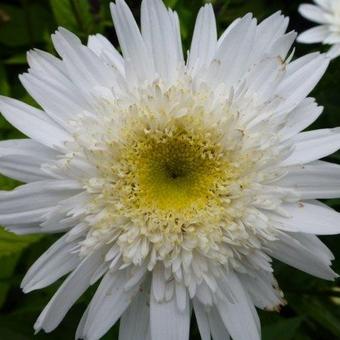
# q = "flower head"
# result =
<box><xmin>298</xmin><ymin>0</ymin><xmax>340</xmax><ymax>58</ymax></box>
<box><xmin>0</xmin><ymin>0</ymin><xmax>339</xmax><ymax>339</ymax></box>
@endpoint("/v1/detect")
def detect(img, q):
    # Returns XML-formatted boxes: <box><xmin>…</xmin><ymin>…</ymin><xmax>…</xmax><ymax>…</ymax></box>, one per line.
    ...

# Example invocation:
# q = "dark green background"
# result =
<box><xmin>0</xmin><ymin>0</ymin><xmax>339</xmax><ymax>339</ymax></box>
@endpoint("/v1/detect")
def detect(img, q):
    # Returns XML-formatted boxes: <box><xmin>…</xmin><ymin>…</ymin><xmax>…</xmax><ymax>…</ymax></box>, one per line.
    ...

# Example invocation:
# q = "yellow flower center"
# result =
<box><xmin>111</xmin><ymin>117</ymin><xmax>235</xmax><ymax>235</ymax></box>
<box><xmin>130</xmin><ymin>131</ymin><xmax>222</xmax><ymax>210</ymax></box>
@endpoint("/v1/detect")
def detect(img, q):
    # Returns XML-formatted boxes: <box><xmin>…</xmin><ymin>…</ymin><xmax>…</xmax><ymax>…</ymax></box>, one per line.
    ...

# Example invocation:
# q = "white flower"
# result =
<box><xmin>0</xmin><ymin>0</ymin><xmax>339</xmax><ymax>339</ymax></box>
<box><xmin>298</xmin><ymin>0</ymin><xmax>340</xmax><ymax>58</ymax></box>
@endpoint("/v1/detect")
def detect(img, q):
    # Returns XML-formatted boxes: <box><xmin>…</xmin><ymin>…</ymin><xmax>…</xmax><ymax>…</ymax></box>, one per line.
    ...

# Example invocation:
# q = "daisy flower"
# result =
<box><xmin>298</xmin><ymin>0</ymin><xmax>340</xmax><ymax>58</ymax></box>
<box><xmin>0</xmin><ymin>0</ymin><xmax>340</xmax><ymax>339</ymax></box>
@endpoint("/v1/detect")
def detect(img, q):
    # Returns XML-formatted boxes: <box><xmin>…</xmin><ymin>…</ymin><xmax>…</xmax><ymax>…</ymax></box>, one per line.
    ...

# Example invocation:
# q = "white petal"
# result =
<box><xmin>314</xmin><ymin>0</ymin><xmax>332</xmax><ymax>10</ymax></box>
<box><xmin>283</xmin><ymin>53</ymin><xmax>315</xmax><ymax>80</ymax></box>
<box><xmin>211</xmin><ymin>14</ymin><xmax>257</xmax><ymax>88</ymax></box>
<box><xmin>252</xmin><ymin>11</ymin><xmax>289</xmax><ymax>62</ymax></box>
<box><xmin>279</xmin><ymin>98</ymin><xmax>323</xmax><ymax>141</ymax></box>
<box><xmin>0</xmin><ymin>180</ymin><xmax>81</xmax><ymax>228</ymax></box>
<box><xmin>75</xmin><ymin>305</ymin><xmax>90</xmax><ymax>340</ymax></box>
<box><xmin>271</xmin><ymin>201</ymin><xmax>340</xmax><ymax>235</ymax></box>
<box><xmin>327</xmin><ymin>43</ymin><xmax>340</xmax><ymax>59</ymax></box>
<box><xmin>168</xmin><ymin>9</ymin><xmax>184</xmax><ymax>68</ymax></box>
<box><xmin>150</xmin><ymin>282</ymin><xmax>190</xmax><ymax>340</ymax></box>
<box><xmin>216</xmin><ymin>272</ymin><xmax>260</xmax><ymax>340</ymax></box>
<box><xmin>27</xmin><ymin>48</ymin><xmax>66</xmax><ymax>78</ymax></box>
<box><xmin>0</xmin><ymin>96</ymin><xmax>69</xmax><ymax>149</ymax></box>
<box><xmin>4</xmin><ymin>223</ymin><xmax>42</xmax><ymax>235</ymax></box>
<box><xmin>0</xmin><ymin>138</ymin><xmax>56</xmax><ymax>159</ymax></box>
<box><xmin>299</xmin><ymin>4</ymin><xmax>329</xmax><ymax>24</ymax></box>
<box><xmin>268</xmin><ymin>31</ymin><xmax>297</xmax><ymax>59</ymax></box>
<box><xmin>82</xmin><ymin>269</ymin><xmax>146</xmax><ymax>339</ymax></box>
<box><xmin>321</xmin><ymin>34</ymin><xmax>340</xmax><ymax>45</ymax></box>
<box><xmin>208</xmin><ymin>306</ymin><xmax>231</xmax><ymax>340</ymax></box>
<box><xmin>110</xmin><ymin>0</ymin><xmax>154</xmax><ymax>84</ymax></box>
<box><xmin>243</xmin><ymin>57</ymin><xmax>284</xmax><ymax>108</ymax></box>
<box><xmin>141</xmin><ymin>0</ymin><xmax>184</xmax><ymax>82</ymax></box>
<box><xmin>282</xmin><ymin>128</ymin><xmax>340</xmax><ymax>166</ymax></box>
<box><xmin>175</xmin><ymin>281</ymin><xmax>188</xmax><ymax>311</ymax></box>
<box><xmin>51</xmin><ymin>28</ymin><xmax>120</xmax><ymax>94</ymax></box>
<box><xmin>0</xmin><ymin>139</ymin><xmax>58</xmax><ymax>182</ymax></box>
<box><xmin>192</xmin><ymin>299</ymin><xmax>210</xmax><ymax>340</ymax></box>
<box><xmin>193</xmin><ymin>299</ymin><xmax>230</xmax><ymax>340</ymax></box>
<box><xmin>88</xmin><ymin>34</ymin><xmax>125</xmax><ymax>75</ymax></box>
<box><xmin>34</xmin><ymin>248</ymin><xmax>106</xmax><ymax>333</ymax></box>
<box><xmin>297</xmin><ymin>25</ymin><xmax>330</xmax><ymax>43</ymax></box>
<box><xmin>21</xmin><ymin>233</ymin><xmax>81</xmax><ymax>293</ymax></box>
<box><xmin>267</xmin><ymin>231</ymin><xmax>337</xmax><ymax>280</ymax></box>
<box><xmin>275</xmin><ymin>53</ymin><xmax>329</xmax><ymax>114</ymax></box>
<box><xmin>292</xmin><ymin>232</ymin><xmax>334</xmax><ymax>262</ymax></box>
<box><xmin>25</xmin><ymin>49</ymin><xmax>92</xmax><ymax>129</ymax></box>
<box><xmin>278</xmin><ymin>161</ymin><xmax>340</xmax><ymax>198</ymax></box>
<box><xmin>0</xmin><ymin>208</ymin><xmax>50</xmax><ymax>226</ymax></box>
<box><xmin>119</xmin><ymin>282</ymin><xmax>150</xmax><ymax>340</ymax></box>
<box><xmin>19</xmin><ymin>73</ymin><xmax>88</xmax><ymax>131</ymax></box>
<box><xmin>0</xmin><ymin>180</ymin><xmax>81</xmax><ymax>214</ymax></box>
<box><xmin>39</xmin><ymin>193</ymin><xmax>89</xmax><ymax>233</ymax></box>
<box><xmin>239</xmin><ymin>271</ymin><xmax>284</xmax><ymax>310</ymax></box>
<box><xmin>188</xmin><ymin>4</ymin><xmax>217</xmax><ymax>71</ymax></box>
<box><xmin>324</xmin><ymin>32</ymin><xmax>340</xmax><ymax>44</ymax></box>
<box><xmin>151</xmin><ymin>264</ymin><xmax>166</xmax><ymax>302</ymax></box>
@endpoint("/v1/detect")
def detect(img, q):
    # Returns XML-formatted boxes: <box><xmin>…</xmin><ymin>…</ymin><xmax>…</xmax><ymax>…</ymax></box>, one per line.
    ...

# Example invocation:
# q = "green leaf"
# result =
<box><xmin>291</xmin><ymin>297</ymin><xmax>340</xmax><ymax>337</ymax></box>
<box><xmin>49</xmin><ymin>0</ymin><xmax>78</xmax><ymax>32</ymax></box>
<box><xmin>49</xmin><ymin>0</ymin><xmax>94</xmax><ymax>37</ymax></box>
<box><xmin>0</xmin><ymin>228</ymin><xmax>42</xmax><ymax>258</ymax></box>
<box><xmin>0</xmin><ymin>175</ymin><xmax>20</xmax><ymax>191</ymax></box>
<box><xmin>4</xmin><ymin>53</ymin><xmax>27</xmax><ymax>65</ymax></box>
<box><xmin>0</xmin><ymin>5</ymin><xmax>29</xmax><ymax>47</ymax></box>
<box><xmin>0</xmin><ymin>326</ymin><xmax>29</xmax><ymax>340</ymax></box>
<box><xmin>0</xmin><ymin>4</ymin><xmax>51</xmax><ymax>47</ymax></box>
<box><xmin>71</xmin><ymin>0</ymin><xmax>93</xmax><ymax>34</ymax></box>
<box><xmin>0</xmin><ymin>228</ymin><xmax>42</xmax><ymax>309</ymax></box>
<box><xmin>164</xmin><ymin>0</ymin><xmax>180</xmax><ymax>7</ymax></box>
<box><xmin>0</xmin><ymin>253</ymin><xmax>21</xmax><ymax>308</ymax></box>
<box><xmin>0</xmin><ymin>62</ymin><xmax>9</xmax><ymax>96</ymax></box>
<box><xmin>262</xmin><ymin>317</ymin><xmax>304</xmax><ymax>340</ymax></box>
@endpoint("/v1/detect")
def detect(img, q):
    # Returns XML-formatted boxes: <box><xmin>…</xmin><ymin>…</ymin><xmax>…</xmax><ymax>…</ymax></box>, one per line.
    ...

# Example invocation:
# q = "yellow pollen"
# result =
<box><xmin>110</xmin><ymin>118</ymin><xmax>236</xmax><ymax>234</ymax></box>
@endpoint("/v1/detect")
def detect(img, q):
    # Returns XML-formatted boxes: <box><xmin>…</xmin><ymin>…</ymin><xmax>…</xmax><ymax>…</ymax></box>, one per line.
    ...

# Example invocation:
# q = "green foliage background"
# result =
<box><xmin>0</xmin><ymin>0</ymin><xmax>339</xmax><ymax>339</ymax></box>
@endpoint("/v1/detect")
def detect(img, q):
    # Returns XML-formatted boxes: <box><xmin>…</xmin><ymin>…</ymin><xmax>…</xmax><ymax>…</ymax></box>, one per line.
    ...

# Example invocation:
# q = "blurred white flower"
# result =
<box><xmin>0</xmin><ymin>0</ymin><xmax>339</xmax><ymax>339</ymax></box>
<box><xmin>298</xmin><ymin>0</ymin><xmax>340</xmax><ymax>58</ymax></box>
